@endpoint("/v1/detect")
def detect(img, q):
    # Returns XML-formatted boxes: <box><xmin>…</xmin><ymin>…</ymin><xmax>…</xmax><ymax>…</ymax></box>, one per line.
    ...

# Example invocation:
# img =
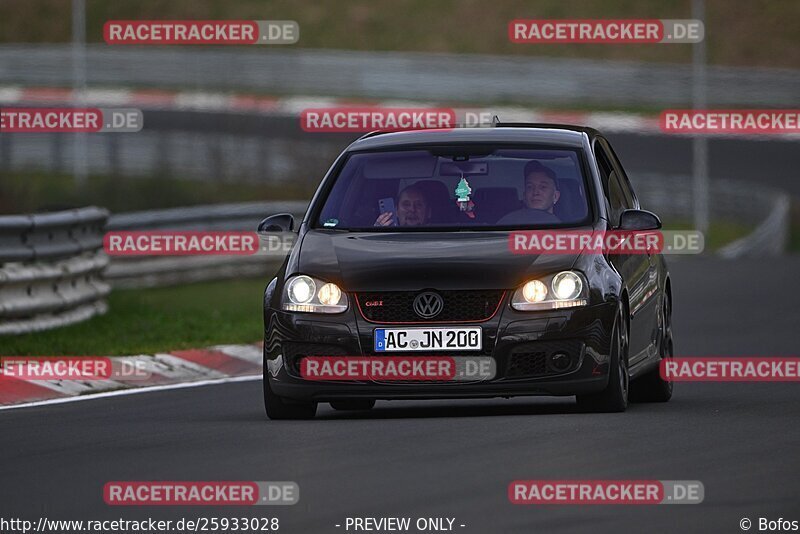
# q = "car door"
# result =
<box><xmin>593</xmin><ymin>138</ymin><xmax>658</xmax><ymax>366</ymax></box>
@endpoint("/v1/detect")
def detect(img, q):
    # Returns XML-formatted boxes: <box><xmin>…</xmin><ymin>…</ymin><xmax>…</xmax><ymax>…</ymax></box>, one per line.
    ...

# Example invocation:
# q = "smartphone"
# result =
<box><xmin>378</xmin><ymin>197</ymin><xmax>399</xmax><ymax>226</ymax></box>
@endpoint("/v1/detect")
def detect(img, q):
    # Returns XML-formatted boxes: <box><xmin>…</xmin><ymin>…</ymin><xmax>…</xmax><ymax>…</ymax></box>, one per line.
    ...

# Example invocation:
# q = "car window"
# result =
<box><xmin>314</xmin><ymin>147</ymin><xmax>592</xmax><ymax>230</ymax></box>
<box><xmin>600</xmin><ymin>138</ymin><xmax>637</xmax><ymax>209</ymax></box>
<box><xmin>594</xmin><ymin>142</ymin><xmax>631</xmax><ymax>226</ymax></box>
<box><xmin>593</xmin><ymin>142</ymin><xmax>613</xmax><ymax>216</ymax></box>
<box><xmin>608</xmin><ymin>171</ymin><xmax>632</xmax><ymax>226</ymax></box>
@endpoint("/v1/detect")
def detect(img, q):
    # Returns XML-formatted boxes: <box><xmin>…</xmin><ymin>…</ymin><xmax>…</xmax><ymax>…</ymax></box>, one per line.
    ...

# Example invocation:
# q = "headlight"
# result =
<box><xmin>287</xmin><ymin>276</ymin><xmax>315</xmax><ymax>304</ymax></box>
<box><xmin>522</xmin><ymin>280</ymin><xmax>548</xmax><ymax>303</ymax></box>
<box><xmin>282</xmin><ymin>275</ymin><xmax>348</xmax><ymax>313</ymax></box>
<box><xmin>511</xmin><ymin>271</ymin><xmax>588</xmax><ymax>311</ymax></box>
<box><xmin>552</xmin><ymin>271</ymin><xmax>582</xmax><ymax>300</ymax></box>
<box><xmin>318</xmin><ymin>283</ymin><xmax>342</xmax><ymax>305</ymax></box>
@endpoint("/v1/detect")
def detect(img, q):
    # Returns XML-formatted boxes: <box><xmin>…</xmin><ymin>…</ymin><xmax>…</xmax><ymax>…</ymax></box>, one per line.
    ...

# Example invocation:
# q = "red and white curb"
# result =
<box><xmin>0</xmin><ymin>343</ymin><xmax>263</xmax><ymax>410</ymax></box>
<box><xmin>3</xmin><ymin>85</ymin><xmax>797</xmax><ymax>140</ymax></box>
<box><xmin>0</xmin><ymin>85</ymin><xmax>658</xmax><ymax>136</ymax></box>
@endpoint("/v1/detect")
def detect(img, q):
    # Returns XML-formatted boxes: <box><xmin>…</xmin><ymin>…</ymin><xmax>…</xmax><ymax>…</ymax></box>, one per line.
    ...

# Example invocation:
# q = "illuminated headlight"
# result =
<box><xmin>522</xmin><ymin>280</ymin><xmax>548</xmax><ymax>303</ymax></box>
<box><xmin>552</xmin><ymin>271</ymin><xmax>582</xmax><ymax>300</ymax></box>
<box><xmin>318</xmin><ymin>283</ymin><xmax>342</xmax><ymax>305</ymax></box>
<box><xmin>511</xmin><ymin>271</ymin><xmax>588</xmax><ymax>311</ymax></box>
<box><xmin>283</xmin><ymin>275</ymin><xmax>347</xmax><ymax>313</ymax></box>
<box><xmin>287</xmin><ymin>276</ymin><xmax>315</xmax><ymax>304</ymax></box>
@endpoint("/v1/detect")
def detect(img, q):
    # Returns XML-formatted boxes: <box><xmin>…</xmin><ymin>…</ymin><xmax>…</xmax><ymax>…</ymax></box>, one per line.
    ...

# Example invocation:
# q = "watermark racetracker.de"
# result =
<box><xmin>509</xmin><ymin>19</ymin><xmax>704</xmax><ymax>44</ymax></box>
<box><xmin>104</xmin><ymin>20</ymin><xmax>299</xmax><ymax>45</ymax></box>
<box><xmin>0</xmin><ymin>107</ymin><xmax>142</xmax><ymax>132</ymax></box>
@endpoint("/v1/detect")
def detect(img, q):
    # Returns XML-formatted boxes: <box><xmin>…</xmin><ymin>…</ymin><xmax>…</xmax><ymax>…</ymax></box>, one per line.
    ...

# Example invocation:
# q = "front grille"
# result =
<box><xmin>356</xmin><ymin>290</ymin><xmax>504</xmax><ymax>323</ymax></box>
<box><xmin>282</xmin><ymin>342</ymin><xmax>349</xmax><ymax>375</ymax></box>
<box><xmin>505</xmin><ymin>340</ymin><xmax>584</xmax><ymax>378</ymax></box>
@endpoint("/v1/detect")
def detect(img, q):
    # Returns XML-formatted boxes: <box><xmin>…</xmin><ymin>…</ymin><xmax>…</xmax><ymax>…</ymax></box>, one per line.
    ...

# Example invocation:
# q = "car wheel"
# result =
<box><xmin>263</xmin><ymin>354</ymin><xmax>317</xmax><ymax>420</ymax></box>
<box><xmin>630</xmin><ymin>294</ymin><xmax>674</xmax><ymax>403</ymax></box>
<box><xmin>330</xmin><ymin>399</ymin><xmax>376</xmax><ymax>411</ymax></box>
<box><xmin>576</xmin><ymin>306</ymin><xmax>629</xmax><ymax>413</ymax></box>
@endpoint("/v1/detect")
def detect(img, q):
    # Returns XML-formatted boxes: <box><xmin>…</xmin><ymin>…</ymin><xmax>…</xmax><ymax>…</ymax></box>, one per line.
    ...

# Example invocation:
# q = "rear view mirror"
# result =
<box><xmin>258</xmin><ymin>213</ymin><xmax>295</xmax><ymax>233</ymax></box>
<box><xmin>439</xmin><ymin>161</ymin><xmax>489</xmax><ymax>176</ymax></box>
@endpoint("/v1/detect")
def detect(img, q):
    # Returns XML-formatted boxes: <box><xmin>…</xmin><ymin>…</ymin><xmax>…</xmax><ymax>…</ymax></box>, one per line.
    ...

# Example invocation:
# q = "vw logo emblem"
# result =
<box><xmin>413</xmin><ymin>291</ymin><xmax>444</xmax><ymax>319</ymax></box>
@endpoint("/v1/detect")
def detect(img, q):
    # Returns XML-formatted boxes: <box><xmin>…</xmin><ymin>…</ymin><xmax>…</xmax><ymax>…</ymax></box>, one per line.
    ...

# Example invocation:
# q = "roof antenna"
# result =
<box><xmin>492</xmin><ymin>115</ymin><xmax>501</xmax><ymax>126</ymax></box>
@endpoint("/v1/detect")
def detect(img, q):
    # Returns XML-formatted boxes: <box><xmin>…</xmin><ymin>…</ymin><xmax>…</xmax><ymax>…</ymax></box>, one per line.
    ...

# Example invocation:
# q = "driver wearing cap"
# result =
<box><xmin>497</xmin><ymin>160</ymin><xmax>561</xmax><ymax>225</ymax></box>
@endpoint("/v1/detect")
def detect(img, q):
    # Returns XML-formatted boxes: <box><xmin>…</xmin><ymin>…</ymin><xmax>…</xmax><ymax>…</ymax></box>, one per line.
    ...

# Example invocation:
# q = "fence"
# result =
<box><xmin>0</xmin><ymin>207</ymin><xmax>109</xmax><ymax>335</ymax></box>
<box><xmin>718</xmin><ymin>195</ymin><xmax>791</xmax><ymax>258</ymax></box>
<box><xmin>632</xmin><ymin>173</ymin><xmax>790</xmax><ymax>256</ymax></box>
<box><xmin>105</xmin><ymin>201</ymin><xmax>308</xmax><ymax>289</ymax></box>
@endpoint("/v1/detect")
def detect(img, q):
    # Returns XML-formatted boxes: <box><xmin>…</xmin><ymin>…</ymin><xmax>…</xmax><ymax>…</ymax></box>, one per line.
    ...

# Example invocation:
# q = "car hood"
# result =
<box><xmin>297</xmin><ymin>229</ymin><xmax>590</xmax><ymax>291</ymax></box>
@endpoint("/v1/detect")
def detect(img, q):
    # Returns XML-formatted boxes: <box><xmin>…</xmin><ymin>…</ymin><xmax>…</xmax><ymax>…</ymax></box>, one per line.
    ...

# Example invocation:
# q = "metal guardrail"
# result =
<box><xmin>0</xmin><ymin>113</ymin><xmax>343</xmax><ymax>183</ymax></box>
<box><xmin>1</xmin><ymin>45</ymin><xmax>799</xmax><ymax>107</ymax></box>
<box><xmin>0</xmin><ymin>207</ymin><xmax>110</xmax><ymax>335</ymax></box>
<box><xmin>105</xmin><ymin>201</ymin><xmax>307</xmax><ymax>289</ymax></box>
<box><xmin>107</xmin><ymin>201</ymin><xmax>308</xmax><ymax>231</ymax></box>
<box><xmin>718</xmin><ymin>191</ymin><xmax>791</xmax><ymax>258</ymax></box>
<box><xmin>632</xmin><ymin>173</ymin><xmax>790</xmax><ymax>257</ymax></box>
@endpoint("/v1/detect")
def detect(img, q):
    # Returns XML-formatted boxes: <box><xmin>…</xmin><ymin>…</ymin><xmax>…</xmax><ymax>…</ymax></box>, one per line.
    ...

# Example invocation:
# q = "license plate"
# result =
<box><xmin>374</xmin><ymin>327</ymin><xmax>482</xmax><ymax>352</ymax></box>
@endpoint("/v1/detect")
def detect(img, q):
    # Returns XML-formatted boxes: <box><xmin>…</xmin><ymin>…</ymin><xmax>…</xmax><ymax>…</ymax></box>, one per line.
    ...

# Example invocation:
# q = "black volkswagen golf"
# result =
<box><xmin>260</xmin><ymin>124</ymin><xmax>674</xmax><ymax>419</ymax></box>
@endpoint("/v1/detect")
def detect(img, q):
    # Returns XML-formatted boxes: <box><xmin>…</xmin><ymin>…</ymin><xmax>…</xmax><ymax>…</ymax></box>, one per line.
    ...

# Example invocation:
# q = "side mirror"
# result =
<box><xmin>258</xmin><ymin>213</ymin><xmax>295</xmax><ymax>233</ymax></box>
<box><xmin>618</xmin><ymin>209</ymin><xmax>662</xmax><ymax>231</ymax></box>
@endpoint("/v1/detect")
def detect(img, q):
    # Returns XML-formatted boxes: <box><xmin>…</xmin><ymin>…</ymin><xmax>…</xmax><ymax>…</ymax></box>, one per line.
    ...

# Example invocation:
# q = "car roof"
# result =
<box><xmin>347</xmin><ymin>124</ymin><xmax>600</xmax><ymax>151</ymax></box>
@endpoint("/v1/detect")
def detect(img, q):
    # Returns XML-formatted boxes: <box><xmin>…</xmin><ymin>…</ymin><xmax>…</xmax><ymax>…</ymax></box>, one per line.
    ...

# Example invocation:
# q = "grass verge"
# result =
<box><xmin>1</xmin><ymin>278</ymin><xmax>268</xmax><ymax>356</ymax></box>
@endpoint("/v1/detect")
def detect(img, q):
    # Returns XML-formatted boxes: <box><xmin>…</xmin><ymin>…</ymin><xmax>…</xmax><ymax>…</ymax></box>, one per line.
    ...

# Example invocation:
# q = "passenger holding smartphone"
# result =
<box><xmin>374</xmin><ymin>184</ymin><xmax>431</xmax><ymax>226</ymax></box>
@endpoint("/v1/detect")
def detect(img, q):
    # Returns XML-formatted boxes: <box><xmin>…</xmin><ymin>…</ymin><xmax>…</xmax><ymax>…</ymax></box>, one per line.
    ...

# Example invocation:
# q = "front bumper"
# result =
<box><xmin>264</xmin><ymin>300</ymin><xmax>617</xmax><ymax>402</ymax></box>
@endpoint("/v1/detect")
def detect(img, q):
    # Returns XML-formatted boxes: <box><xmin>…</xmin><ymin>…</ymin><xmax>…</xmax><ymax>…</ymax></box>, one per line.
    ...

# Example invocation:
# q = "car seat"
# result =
<box><xmin>414</xmin><ymin>180</ymin><xmax>458</xmax><ymax>224</ymax></box>
<box><xmin>553</xmin><ymin>180</ymin><xmax>585</xmax><ymax>222</ymax></box>
<box><xmin>472</xmin><ymin>187</ymin><xmax>522</xmax><ymax>224</ymax></box>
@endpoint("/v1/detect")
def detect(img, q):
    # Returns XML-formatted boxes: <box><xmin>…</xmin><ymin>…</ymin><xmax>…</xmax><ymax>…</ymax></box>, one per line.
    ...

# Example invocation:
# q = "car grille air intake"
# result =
<box><xmin>356</xmin><ymin>290</ymin><xmax>504</xmax><ymax>323</ymax></box>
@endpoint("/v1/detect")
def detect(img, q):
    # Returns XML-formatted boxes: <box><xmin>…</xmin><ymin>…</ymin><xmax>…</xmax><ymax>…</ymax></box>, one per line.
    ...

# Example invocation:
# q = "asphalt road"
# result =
<box><xmin>608</xmin><ymin>132</ymin><xmax>800</xmax><ymax>199</ymax></box>
<box><xmin>2</xmin><ymin>256</ymin><xmax>799</xmax><ymax>534</ymax></box>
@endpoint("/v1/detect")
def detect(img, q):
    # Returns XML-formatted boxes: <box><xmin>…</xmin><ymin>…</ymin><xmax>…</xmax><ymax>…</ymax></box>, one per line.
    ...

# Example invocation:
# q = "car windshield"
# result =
<box><xmin>314</xmin><ymin>147</ymin><xmax>591</xmax><ymax>231</ymax></box>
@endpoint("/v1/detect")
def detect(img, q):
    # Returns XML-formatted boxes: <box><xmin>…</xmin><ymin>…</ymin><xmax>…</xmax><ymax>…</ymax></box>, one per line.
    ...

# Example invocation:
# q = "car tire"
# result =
<box><xmin>576</xmin><ymin>306</ymin><xmax>629</xmax><ymax>413</ymax></box>
<box><xmin>263</xmin><ymin>357</ymin><xmax>317</xmax><ymax>420</ymax></box>
<box><xmin>330</xmin><ymin>399</ymin><xmax>376</xmax><ymax>411</ymax></box>
<box><xmin>630</xmin><ymin>294</ymin><xmax>674</xmax><ymax>403</ymax></box>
